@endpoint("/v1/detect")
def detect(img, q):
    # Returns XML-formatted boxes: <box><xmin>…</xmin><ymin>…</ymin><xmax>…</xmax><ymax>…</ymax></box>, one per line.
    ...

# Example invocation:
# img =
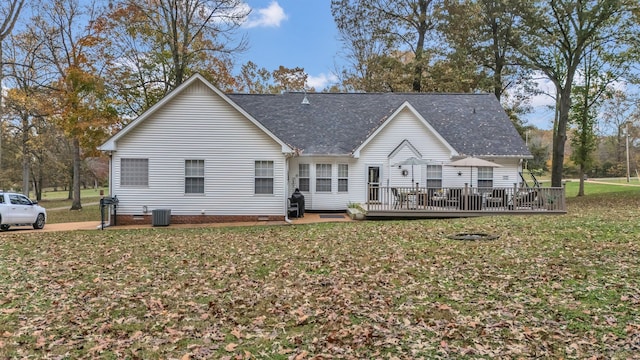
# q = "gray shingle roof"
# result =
<box><xmin>226</xmin><ymin>92</ymin><xmax>530</xmax><ymax>157</ymax></box>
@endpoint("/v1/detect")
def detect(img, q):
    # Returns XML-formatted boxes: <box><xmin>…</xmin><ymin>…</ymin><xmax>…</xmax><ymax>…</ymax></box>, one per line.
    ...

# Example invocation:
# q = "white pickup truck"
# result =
<box><xmin>0</xmin><ymin>192</ymin><xmax>47</xmax><ymax>231</ymax></box>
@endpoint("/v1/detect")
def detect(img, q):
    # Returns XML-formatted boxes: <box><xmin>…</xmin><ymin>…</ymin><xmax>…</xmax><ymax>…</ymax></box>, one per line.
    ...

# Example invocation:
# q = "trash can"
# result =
<box><xmin>291</xmin><ymin>189</ymin><xmax>305</xmax><ymax>217</ymax></box>
<box><xmin>152</xmin><ymin>209</ymin><xmax>171</xmax><ymax>226</ymax></box>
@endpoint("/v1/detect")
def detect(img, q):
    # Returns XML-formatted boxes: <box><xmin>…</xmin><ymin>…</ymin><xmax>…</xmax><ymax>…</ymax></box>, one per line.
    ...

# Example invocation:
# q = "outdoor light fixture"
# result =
<box><xmin>458</xmin><ymin>171</ymin><xmax>462</xmax><ymax>176</ymax></box>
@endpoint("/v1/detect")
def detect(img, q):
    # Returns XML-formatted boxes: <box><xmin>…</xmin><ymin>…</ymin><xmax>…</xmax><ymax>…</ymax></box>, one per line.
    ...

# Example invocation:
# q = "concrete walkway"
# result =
<box><xmin>0</xmin><ymin>213</ymin><xmax>353</xmax><ymax>234</ymax></box>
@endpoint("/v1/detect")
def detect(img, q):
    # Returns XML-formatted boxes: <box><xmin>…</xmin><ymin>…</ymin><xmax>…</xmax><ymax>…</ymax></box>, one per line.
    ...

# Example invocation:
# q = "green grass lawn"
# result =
<box><xmin>38</xmin><ymin>187</ymin><xmax>108</xmax><ymax>200</ymax></box>
<box><xmin>38</xmin><ymin>196</ymin><xmax>102</xmax><ymax>224</ymax></box>
<box><xmin>1</xmin><ymin>184</ymin><xmax>639</xmax><ymax>358</ymax></box>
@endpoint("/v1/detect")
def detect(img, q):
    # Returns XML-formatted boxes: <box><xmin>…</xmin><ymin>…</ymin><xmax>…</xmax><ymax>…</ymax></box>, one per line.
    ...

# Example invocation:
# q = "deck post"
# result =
<box><xmin>464</xmin><ymin>183</ymin><xmax>469</xmax><ymax>210</ymax></box>
<box><xmin>561</xmin><ymin>182</ymin><xmax>566</xmax><ymax>211</ymax></box>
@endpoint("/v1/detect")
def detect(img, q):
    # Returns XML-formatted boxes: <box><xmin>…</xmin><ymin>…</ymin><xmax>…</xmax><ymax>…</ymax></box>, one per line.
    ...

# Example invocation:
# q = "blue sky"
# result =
<box><xmin>238</xmin><ymin>0</ymin><xmax>342</xmax><ymax>90</ymax></box>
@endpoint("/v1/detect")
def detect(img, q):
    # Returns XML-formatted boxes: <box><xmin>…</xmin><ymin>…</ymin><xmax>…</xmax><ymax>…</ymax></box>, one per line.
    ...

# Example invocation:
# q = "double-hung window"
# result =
<box><xmin>298</xmin><ymin>164</ymin><xmax>310</xmax><ymax>191</ymax></box>
<box><xmin>185</xmin><ymin>160</ymin><xmax>205</xmax><ymax>194</ymax></box>
<box><xmin>338</xmin><ymin>164</ymin><xmax>349</xmax><ymax>192</ymax></box>
<box><xmin>426</xmin><ymin>165</ymin><xmax>442</xmax><ymax>189</ymax></box>
<box><xmin>121</xmin><ymin>158</ymin><xmax>149</xmax><ymax>186</ymax></box>
<box><xmin>316</xmin><ymin>164</ymin><xmax>332</xmax><ymax>192</ymax></box>
<box><xmin>477</xmin><ymin>167</ymin><xmax>493</xmax><ymax>189</ymax></box>
<box><xmin>255</xmin><ymin>161</ymin><xmax>274</xmax><ymax>194</ymax></box>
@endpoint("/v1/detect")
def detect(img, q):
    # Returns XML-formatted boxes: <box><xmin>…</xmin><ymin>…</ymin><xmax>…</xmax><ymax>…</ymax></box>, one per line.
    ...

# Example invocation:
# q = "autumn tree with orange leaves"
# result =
<box><xmin>27</xmin><ymin>0</ymin><xmax>118</xmax><ymax>210</ymax></box>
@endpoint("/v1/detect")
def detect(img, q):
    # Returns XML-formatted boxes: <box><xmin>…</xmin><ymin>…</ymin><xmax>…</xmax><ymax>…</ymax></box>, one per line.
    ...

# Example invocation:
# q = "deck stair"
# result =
<box><xmin>519</xmin><ymin>169</ymin><xmax>541</xmax><ymax>189</ymax></box>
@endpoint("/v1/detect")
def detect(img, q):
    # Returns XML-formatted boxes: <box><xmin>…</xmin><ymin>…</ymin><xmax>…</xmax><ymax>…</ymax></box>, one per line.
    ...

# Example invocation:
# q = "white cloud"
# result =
<box><xmin>243</xmin><ymin>1</ymin><xmax>288</xmax><ymax>29</ymax></box>
<box><xmin>307</xmin><ymin>73</ymin><xmax>338</xmax><ymax>90</ymax></box>
<box><xmin>529</xmin><ymin>76</ymin><xmax>557</xmax><ymax>108</ymax></box>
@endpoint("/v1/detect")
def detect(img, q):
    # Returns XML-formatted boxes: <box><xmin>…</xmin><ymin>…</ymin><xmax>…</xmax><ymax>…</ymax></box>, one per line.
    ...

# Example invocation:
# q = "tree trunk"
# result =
<box><xmin>551</xmin><ymin>75</ymin><xmax>575</xmax><ymax>187</ymax></box>
<box><xmin>70</xmin><ymin>137</ymin><xmax>82</xmax><ymax>210</ymax></box>
<box><xmin>22</xmin><ymin>116</ymin><xmax>29</xmax><ymax>196</ymax></box>
<box><xmin>491</xmin><ymin>16</ymin><xmax>503</xmax><ymax>101</ymax></box>
<box><xmin>35</xmin><ymin>171</ymin><xmax>42</xmax><ymax>201</ymax></box>
<box><xmin>22</xmin><ymin>146</ymin><xmax>29</xmax><ymax>196</ymax></box>
<box><xmin>412</xmin><ymin>0</ymin><xmax>428</xmax><ymax>92</ymax></box>
<box><xmin>0</xmin><ymin>43</ymin><xmax>4</xmax><ymax>187</ymax></box>
<box><xmin>577</xmin><ymin>165</ymin><xmax>585</xmax><ymax>197</ymax></box>
<box><xmin>67</xmin><ymin>165</ymin><xmax>72</xmax><ymax>199</ymax></box>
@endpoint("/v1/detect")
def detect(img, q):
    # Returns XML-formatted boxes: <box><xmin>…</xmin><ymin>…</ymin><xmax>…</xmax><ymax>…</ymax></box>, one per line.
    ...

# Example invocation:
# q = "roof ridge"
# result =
<box><xmin>228</xmin><ymin>92</ymin><xmax>493</xmax><ymax>96</ymax></box>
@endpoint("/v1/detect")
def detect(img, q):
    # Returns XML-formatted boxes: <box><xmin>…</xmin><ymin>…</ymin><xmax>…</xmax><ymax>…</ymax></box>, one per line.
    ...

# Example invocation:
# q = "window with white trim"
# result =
<box><xmin>121</xmin><ymin>158</ymin><xmax>149</xmax><ymax>186</ymax></box>
<box><xmin>338</xmin><ymin>164</ymin><xmax>349</xmax><ymax>192</ymax></box>
<box><xmin>316</xmin><ymin>164</ymin><xmax>332</xmax><ymax>192</ymax></box>
<box><xmin>185</xmin><ymin>160</ymin><xmax>205</xmax><ymax>194</ymax></box>
<box><xmin>426</xmin><ymin>165</ymin><xmax>442</xmax><ymax>189</ymax></box>
<box><xmin>298</xmin><ymin>164</ymin><xmax>309</xmax><ymax>192</ymax></box>
<box><xmin>255</xmin><ymin>161</ymin><xmax>274</xmax><ymax>194</ymax></box>
<box><xmin>477</xmin><ymin>167</ymin><xmax>493</xmax><ymax>188</ymax></box>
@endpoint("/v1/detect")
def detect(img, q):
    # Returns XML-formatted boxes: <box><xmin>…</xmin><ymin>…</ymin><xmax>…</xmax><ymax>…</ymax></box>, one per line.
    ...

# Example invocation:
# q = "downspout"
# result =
<box><xmin>284</xmin><ymin>153</ymin><xmax>292</xmax><ymax>224</ymax></box>
<box><xmin>97</xmin><ymin>151</ymin><xmax>114</xmax><ymax>230</ymax></box>
<box><xmin>284</xmin><ymin>146</ymin><xmax>301</xmax><ymax>224</ymax></box>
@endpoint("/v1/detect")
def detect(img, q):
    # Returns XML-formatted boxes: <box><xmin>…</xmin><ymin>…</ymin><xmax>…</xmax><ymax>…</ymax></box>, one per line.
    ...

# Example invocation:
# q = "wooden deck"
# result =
<box><xmin>365</xmin><ymin>185</ymin><xmax>566</xmax><ymax>219</ymax></box>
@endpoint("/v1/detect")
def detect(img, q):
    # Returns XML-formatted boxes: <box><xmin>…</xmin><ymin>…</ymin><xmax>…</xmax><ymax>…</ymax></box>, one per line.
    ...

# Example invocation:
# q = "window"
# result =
<box><xmin>298</xmin><ymin>164</ymin><xmax>310</xmax><ymax>192</ymax></box>
<box><xmin>9</xmin><ymin>194</ymin><xmax>30</xmax><ymax>205</ymax></box>
<box><xmin>426</xmin><ymin>165</ymin><xmax>442</xmax><ymax>189</ymax></box>
<box><xmin>185</xmin><ymin>160</ymin><xmax>205</xmax><ymax>194</ymax></box>
<box><xmin>255</xmin><ymin>161</ymin><xmax>274</xmax><ymax>194</ymax></box>
<box><xmin>338</xmin><ymin>164</ymin><xmax>349</xmax><ymax>192</ymax></box>
<box><xmin>477</xmin><ymin>167</ymin><xmax>494</xmax><ymax>188</ymax></box>
<box><xmin>316</xmin><ymin>164</ymin><xmax>332</xmax><ymax>192</ymax></box>
<box><xmin>121</xmin><ymin>158</ymin><xmax>149</xmax><ymax>186</ymax></box>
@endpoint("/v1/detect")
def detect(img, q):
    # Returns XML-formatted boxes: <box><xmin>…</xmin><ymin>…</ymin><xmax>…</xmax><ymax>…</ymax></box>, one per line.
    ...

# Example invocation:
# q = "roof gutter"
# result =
<box><xmin>296</xmin><ymin>153</ymin><xmax>355</xmax><ymax>158</ymax></box>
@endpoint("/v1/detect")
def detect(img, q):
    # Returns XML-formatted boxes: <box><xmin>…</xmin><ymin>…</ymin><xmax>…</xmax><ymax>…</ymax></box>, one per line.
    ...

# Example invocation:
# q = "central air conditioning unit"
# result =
<box><xmin>152</xmin><ymin>209</ymin><xmax>171</xmax><ymax>226</ymax></box>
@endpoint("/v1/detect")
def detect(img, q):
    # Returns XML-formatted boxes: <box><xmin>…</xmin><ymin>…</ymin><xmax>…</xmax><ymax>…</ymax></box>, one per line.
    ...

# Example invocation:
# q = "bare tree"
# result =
<box><xmin>99</xmin><ymin>0</ymin><xmax>249</xmax><ymax>117</ymax></box>
<box><xmin>512</xmin><ymin>0</ymin><xmax>638</xmax><ymax>187</ymax></box>
<box><xmin>332</xmin><ymin>0</ymin><xmax>440</xmax><ymax>92</ymax></box>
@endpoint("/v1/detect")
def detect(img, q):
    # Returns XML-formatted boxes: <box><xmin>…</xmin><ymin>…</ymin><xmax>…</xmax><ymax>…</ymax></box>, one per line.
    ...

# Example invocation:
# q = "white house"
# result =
<box><xmin>99</xmin><ymin>74</ymin><xmax>532</xmax><ymax>224</ymax></box>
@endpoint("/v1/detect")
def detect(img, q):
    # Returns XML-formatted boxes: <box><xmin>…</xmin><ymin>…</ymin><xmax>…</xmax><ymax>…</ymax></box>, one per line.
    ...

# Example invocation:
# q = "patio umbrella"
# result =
<box><xmin>394</xmin><ymin>157</ymin><xmax>432</xmax><ymax>186</ymax></box>
<box><xmin>446</xmin><ymin>157</ymin><xmax>502</xmax><ymax>185</ymax></box>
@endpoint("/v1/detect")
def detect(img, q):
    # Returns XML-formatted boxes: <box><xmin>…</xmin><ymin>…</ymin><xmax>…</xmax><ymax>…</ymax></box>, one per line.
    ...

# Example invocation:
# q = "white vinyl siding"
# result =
<box><xmin>298</xmin><ymin>164</ymin><xmax>310</xmax><ymax>192</ymax></box>
<box><xmin>255</xmin><ymin>161</ymin><xmax>274</xmax><ymax>194</ymax></box>
<box><xmin>316</xmin><ymin>164</ymin><xmax>332</xmax><ymax>192</ymax></box>
<box><xmin>185</xmin><ymin>160</ymin><xmax>205</xmax><ymax>194</ymax></box>
<box><xmin>121</xmin><ymin>158</ymin><xmax>148</xmax><ymax>186</ymax></box>
<box><xmin>338</xmin><ymin>164</ymin><xmax>349</xmax><ymax>192</ymax></box>
<box><xmin>110</xmin><ymin>80</ymin><xmax>286</xmax><ymax>216</ymax></box>
<box><xmin>356</xmin><ymin>107</ymin><xmax>454</xmax><ymax>204</ymax></box>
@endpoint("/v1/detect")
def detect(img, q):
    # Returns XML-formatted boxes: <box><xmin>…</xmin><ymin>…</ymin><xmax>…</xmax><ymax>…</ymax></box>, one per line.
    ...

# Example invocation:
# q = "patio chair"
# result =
<box><xmin>428</xmin><ymin>188</ymin><xmax>447</xmax><ymax>207</ymax></box>
<box><xmin>447</xmin><ymin>188</ymin><xmax>462</xmax><ymax>208</ymax></box>
<box><xmin>391</xmin><ymin>187</ymin><xmax>408</xmax><ymax>209</ymax></box>
<box><xmin>485</xmin><ymin>188</ymin><xmax>507</xmax><ymax>208</ymax></box>
<box><xmin>287</xmin><ymin>198</ymin><xmax>299</xmax><ymax>218</ymax></box>
<box><xmin>514</xmin><ymin>190</ymin><xmax>540</xmax><ymax>208</ymax></box>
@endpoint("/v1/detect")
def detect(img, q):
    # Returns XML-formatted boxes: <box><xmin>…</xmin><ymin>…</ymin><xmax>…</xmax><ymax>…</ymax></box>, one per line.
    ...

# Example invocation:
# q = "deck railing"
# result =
<box><xmin>366</xmin><ymin>184</ymin><xmax>566</xmax><ymax>214</ymax></box>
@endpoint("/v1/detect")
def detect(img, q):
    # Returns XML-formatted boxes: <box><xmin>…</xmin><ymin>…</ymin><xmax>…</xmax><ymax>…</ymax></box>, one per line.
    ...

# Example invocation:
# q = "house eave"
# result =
<box><xmin>460</xmin><ymin>154</ymin><xmax>533</xmax><ymax>160</ymax></box>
